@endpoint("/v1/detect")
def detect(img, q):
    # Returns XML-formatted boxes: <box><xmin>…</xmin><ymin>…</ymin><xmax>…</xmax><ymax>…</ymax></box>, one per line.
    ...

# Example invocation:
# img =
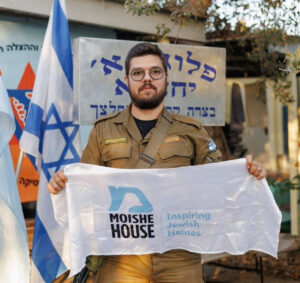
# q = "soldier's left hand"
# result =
<box><xmin>246</xmin><ymin>155</ymin><xmax>266</xmax><ymax>180</ymax></box>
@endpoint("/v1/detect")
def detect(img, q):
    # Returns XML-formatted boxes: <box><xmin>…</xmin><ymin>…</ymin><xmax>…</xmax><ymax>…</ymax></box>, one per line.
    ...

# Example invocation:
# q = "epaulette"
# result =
<box><xmin>94</xmin><ymin>111</ymin><xmax>120</xmax><ymax>125</ymax></box>
<box><xmin>172</xmin><ymin>113</ymin><xmax>203</xmax><ymax>129</ymax></box>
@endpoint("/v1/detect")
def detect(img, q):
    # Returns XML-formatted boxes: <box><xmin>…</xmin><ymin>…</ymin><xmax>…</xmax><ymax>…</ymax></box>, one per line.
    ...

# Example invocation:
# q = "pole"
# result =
<box><xmin>15</xmin><ymin>149</ymin><xmax>25</xmax><ymax>181</ymax></box>
<box><xmin>289</xmin><ymin>73</ymin><xmax>300</xmax><ymax>235</ymax></box>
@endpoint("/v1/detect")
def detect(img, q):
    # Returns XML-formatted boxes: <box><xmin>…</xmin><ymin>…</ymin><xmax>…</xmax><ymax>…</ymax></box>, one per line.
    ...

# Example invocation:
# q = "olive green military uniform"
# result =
<box><xmin>80</xmin><ymin>106</ymin><xmax>222</xmax><ymax>283</ymax></box>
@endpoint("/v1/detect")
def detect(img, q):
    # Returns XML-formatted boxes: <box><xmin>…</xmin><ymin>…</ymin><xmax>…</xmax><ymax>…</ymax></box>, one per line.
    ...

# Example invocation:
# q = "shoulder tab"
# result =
<box><xmin>94</xmin><ymin>112</ymin><xmax>120</xmax><ymax>125</ymax></box>
<box><xmin>172</xmin><ymin>114</ymin><xmax>202</xmax><ymax>129</ymax></box>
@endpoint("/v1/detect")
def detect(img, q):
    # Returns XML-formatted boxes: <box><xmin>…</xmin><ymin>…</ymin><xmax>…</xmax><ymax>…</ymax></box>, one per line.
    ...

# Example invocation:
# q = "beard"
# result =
<box><xmin>128</xmin><ymin>79</ymin><xmax>167</xmax><ymax>110</ymax></box>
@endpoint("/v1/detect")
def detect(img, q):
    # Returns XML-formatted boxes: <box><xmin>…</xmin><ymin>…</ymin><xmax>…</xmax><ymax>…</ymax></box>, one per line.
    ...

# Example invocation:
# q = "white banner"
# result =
<box><xmin>73</xmin><ymin>38</ymin><xmax>226</xmax><ymax>125</ymax></box>
<box><xmin>53</xmin><ymin>159</ymin><xmax>281</xmax><ymax>276</ymax></box>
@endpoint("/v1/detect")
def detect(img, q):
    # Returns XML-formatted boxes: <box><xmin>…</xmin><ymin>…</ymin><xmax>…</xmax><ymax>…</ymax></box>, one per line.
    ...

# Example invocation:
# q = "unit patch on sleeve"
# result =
<box><xmin>208</xmin><ymin>140</ymin><xmax>217</xmax><ymax>152</ymax></box>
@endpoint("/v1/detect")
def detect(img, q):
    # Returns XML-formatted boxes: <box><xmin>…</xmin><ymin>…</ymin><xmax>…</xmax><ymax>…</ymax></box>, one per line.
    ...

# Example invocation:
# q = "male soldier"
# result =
<box><xmin>48</xmin><ymin>42</ymin><xmax>266</xmax><ymax>283</ymax></box>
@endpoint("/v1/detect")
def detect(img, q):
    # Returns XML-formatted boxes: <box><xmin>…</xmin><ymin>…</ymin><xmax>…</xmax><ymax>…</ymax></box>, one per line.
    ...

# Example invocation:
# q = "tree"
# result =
<box><xmin>125</xmin><ymin>0</ymin><xmax>211</xmax><ymax>40</ymax></box>
<box><xmin>124</xmin><ymin>0</ymin><xmax>300</xmax><ymax>104</ymax></box>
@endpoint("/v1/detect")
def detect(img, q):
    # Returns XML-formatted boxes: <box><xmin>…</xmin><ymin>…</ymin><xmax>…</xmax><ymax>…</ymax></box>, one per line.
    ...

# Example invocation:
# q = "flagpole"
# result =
<box><xmin>15</xmin><ymin>149</ymin><xmax>25</xmax><ymax>181</ymax></box>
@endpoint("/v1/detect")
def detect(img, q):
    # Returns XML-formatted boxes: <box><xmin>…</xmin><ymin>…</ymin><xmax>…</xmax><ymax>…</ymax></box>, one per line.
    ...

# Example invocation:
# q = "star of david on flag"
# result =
<box><xmin>20</xmin><ymin>0</ymin><xmax>82</xmax><ymax>282</ymax></box>
<box><xmin>41</xmin><ymin>103</ymin><xmax>80</xmax><ymax>181</ymax></box>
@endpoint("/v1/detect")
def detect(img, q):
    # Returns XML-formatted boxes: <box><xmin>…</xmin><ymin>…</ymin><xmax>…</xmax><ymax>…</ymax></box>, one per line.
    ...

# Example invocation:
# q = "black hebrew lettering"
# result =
<box><xmin>5</xmin><ymin>43</ymin><xmax>38</xmax><ymax>52</ymax></box>
<box><xmin>13</xmin><ymin>43</ymin><xmax>22</xmax><ymax>51</ymax></box>
<box><xmin>19</xmin><ymin>177</ymin><xmax>39</xmax><ymax>188</ymax></box>
<box><xmin>30</xmin><ymin>44</ymin><xmax>38</xmax><ymax>51</ymax></box>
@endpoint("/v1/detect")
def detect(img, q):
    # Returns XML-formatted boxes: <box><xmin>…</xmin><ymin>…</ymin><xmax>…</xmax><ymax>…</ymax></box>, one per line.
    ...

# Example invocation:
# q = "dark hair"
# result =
<box><xmin>125</xmin><ymin>42</ymin><xmax>168</xmax><ymax>76</ymax></box>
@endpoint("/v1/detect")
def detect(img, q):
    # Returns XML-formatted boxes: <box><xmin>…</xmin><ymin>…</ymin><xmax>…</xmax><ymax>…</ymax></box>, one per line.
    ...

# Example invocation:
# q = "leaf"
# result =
<box><xmin>295</xmin><ymin>47</ymin><xmax>300</xmax><ymax>60</ymax></box>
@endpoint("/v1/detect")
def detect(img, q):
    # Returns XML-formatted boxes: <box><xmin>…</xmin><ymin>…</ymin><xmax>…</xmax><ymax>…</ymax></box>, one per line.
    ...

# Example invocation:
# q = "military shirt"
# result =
<box><xmin>81</xmin><ymin>106</ymin><xmax>222</xmax><ymax>168</ymax></box>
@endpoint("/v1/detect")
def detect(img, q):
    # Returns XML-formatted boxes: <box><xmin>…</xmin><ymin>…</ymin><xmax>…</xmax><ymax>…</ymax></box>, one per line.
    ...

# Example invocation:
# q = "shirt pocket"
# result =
<box><xmin>101</xmin><ymin>143</ymin><xmax>131</xmax><ymax>168</ymax></box>
<box><xmin>158</xmin><ymin>140</ymin><xmax>192</xmax><ymax>168</ymax></box>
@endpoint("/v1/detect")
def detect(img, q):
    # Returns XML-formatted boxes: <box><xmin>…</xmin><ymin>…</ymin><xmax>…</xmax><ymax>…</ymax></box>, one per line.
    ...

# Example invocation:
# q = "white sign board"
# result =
<box><xmin>52</xmin><ymin>159</ymin><xmax>281</xmax><ymax>276</ymax></box>
<box><xmin>74</xmin><ymin>38</ymin><xmax>226</xmax><ymax>125</ymax></box>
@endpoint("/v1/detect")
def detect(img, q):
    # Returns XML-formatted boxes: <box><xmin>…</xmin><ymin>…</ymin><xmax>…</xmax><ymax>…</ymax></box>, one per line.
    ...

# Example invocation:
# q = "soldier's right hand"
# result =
<box><xmin>47</xmin><ymin>170</ymin><xmax>68</xmax><ymax>194</ymax></box>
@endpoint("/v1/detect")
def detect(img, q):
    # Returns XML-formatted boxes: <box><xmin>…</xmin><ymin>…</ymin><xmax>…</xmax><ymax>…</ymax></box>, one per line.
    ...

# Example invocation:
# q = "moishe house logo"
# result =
<box><xmin>107</xmin><ymin>186</ymin><xmax>155</xmax><ymax>239</ymax></box>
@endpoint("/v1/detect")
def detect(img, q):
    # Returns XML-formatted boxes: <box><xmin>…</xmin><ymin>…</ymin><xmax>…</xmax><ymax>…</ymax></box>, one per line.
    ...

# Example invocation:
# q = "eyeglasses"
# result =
<box><xmin>130</xmin><ymin>67</ymin><xmax>164</xmax><ymax>81</ymax></box>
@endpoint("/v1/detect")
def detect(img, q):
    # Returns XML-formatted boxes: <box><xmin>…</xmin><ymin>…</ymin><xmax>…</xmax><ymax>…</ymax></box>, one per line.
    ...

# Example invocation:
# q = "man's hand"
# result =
<box><xmin>47</xmin><ymin>170</ymin><xmax>68</xmax><ymax>194</ymax></box>
<box><xmin>246</xmin><ymin>155</ymin><xmax>266</xmax><ymax>180</ymax></box>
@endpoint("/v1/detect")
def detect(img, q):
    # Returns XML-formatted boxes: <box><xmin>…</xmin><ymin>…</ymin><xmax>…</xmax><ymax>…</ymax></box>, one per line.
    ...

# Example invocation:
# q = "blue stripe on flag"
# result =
<box><xmin>32</xmin><ymin>213</ymin><xmax>66</xmax><ymax>282</ymax></box>
<box><xmin>7</xmin><ymin>89</ymin><xmax>31</xmax><ymax>140</ymax></box>
<box><xmin>7</xmin><ymin>90</ymin><xmax>39</xmax><ymax>170</ymax></box>
<box><xmin>25</xmin><ymin>103</ymin><xmax>44</xmax><ymax>139</ymax></box>
<box><xmin>52</xmin><ymin>0</ymin><xmax>73</xmax><ymax>88</ymax></box>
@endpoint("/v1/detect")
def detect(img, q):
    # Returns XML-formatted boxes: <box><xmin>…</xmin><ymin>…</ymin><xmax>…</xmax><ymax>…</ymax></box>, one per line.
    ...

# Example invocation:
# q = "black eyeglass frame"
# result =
<box><xmin>130</xmin><ymin>66</ymin><xmax>165</xmax><ymax>81</ymax></box>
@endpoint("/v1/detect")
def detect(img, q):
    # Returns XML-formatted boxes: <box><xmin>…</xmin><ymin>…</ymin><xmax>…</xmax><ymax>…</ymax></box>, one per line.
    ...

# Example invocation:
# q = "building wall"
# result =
<box><xmin>0</xmin><ymin>0</ymin><xmax>206</xmax><ymax>43</ymax></box>
<box><xmin>0</xmin><ymin>14</ymin><xmax>116</xmax><ymax>86</ymax></box>
<box><xmin>226</xmin><ymin>78</ymin><xmax>287</xmax><ymax>173</ymax></box>
<box><xmin>0</xmin><ymin>13</ymin><xmax>116</xmax><ymax>202</ymax></box>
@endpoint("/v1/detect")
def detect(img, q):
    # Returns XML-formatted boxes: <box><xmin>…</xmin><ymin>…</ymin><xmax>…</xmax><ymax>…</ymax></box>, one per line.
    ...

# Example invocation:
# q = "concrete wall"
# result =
<box><xmin>0</xmin><ymin>14</ymin><xmax>116</xmax><ymax>87</ymax></box>
<box><xmin>226</xmin><ymin>78</ymin><xmax>286</xmax><ymax>173</ymax></box>
<box><xmin>0</xmin><ymin>0</ymin><xmax>206</xmax><ymax>43</ymax></box>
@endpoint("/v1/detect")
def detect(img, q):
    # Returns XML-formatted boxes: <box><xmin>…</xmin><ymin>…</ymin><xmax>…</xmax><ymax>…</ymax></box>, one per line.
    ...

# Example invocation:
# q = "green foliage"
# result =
<box><xmin>206</xmin><ymin>0</ymin><xmax>299</xmax><ymax>104</ymax></box>
<box><xmin>268</xmin><ymin>175</ymin><xmax>300</xmax><ymax>209</ymax></box>
<box><xmin>268</xmin><ymin>175</ymin><xmax>300</xmax><ymax>200</ymax></box>
<box><xmin>124</xmin><ymin>0</ymin><xmax>211</xmax><ymax>38</ymax></box>
<box><xmin>124</xmin><ymin>0</ymin><xmax>299</xmax><ymax>104</ymax></box>
<box><xmin>285</xmin><ymin>47</ymin><xmax>300</xmax><ymax>74</ymax></box>
<box><xmin>155</xmin><ymin>24</ymin><xmax>171</xmax><ymax>39</ymax></box>
<box><xmin>125</xmin><ymin>0</ymin><xmax>161</xmax><ymax>16</ymax></box>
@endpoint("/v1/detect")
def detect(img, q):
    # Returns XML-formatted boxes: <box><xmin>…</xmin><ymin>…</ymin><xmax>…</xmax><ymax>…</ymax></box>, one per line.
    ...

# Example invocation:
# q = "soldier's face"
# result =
<box><xmin>125</xmin><ymin>55</ymin><xmax>168</xmax><ymax>110</ymax></box>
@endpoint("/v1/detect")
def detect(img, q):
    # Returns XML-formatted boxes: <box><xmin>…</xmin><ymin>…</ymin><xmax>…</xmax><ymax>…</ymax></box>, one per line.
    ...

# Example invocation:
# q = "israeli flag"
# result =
<box><xmin>0</xmin><ymin>75</ymin><xmax>30</xmax><ymax>283</ymax></box>
<box><xmin>20</xmin><ymin>0</ymin><xmax>82</xmax><ymax>281</ymax></box>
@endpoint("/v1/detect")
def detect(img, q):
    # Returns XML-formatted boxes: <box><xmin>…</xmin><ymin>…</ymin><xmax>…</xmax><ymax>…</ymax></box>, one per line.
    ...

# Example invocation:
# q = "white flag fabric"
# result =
<box><xmin>54</xmin><ymin>159</ymin><xmax>282</xmax><ymax>276</ymax></box>
<box><xmin>0</xmin><ymin>75</ymin><xmax>30</xmax><ymax>282</ymax></box>
<box><xmin>19</xmin><ymin>0</ymin><xmax>82</xmax><ymax>281</ymax></box>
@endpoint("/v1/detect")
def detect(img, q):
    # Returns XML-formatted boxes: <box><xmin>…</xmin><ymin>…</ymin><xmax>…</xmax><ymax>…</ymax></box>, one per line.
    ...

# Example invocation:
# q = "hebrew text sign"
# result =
<box><xmin>74</xmin><ymin>38</ymin><xmax>226</xmax><ymax>125</ymax></box>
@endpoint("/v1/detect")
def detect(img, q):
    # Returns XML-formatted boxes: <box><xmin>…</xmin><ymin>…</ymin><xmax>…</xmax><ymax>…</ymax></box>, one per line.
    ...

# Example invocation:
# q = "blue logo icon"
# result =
<box><xmin>108</xmin><ymin>186</ymin><xmax>153</xmax><ymax>213</ymax></box>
